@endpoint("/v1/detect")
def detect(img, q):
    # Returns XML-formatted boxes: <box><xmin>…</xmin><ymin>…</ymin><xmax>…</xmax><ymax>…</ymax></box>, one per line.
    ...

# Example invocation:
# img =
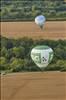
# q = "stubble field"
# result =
<box><xmin>1</xmin><ymin>21</ymin><xmax>66</xmax><ymax>40</ymax></box>
<box><xmin>1</xmin><ymin>72</ymin><xmax>66</xmax><ymax>100</ymax></box>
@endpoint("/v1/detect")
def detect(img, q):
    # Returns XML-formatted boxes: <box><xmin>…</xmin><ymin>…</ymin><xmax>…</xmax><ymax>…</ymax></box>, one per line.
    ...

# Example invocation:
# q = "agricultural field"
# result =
<box><xmin>1</xmin><ymin>1</ymin><xmax>66</xmax><ymax>100</ymax></box>
<box><xmin>1</xmin><ymin>72</ymin><xmax>66</xmax><ymax>100</ymax></box>
<box><xmin>1</xmin><ymin>21</ymin><xmax>66</xmax><ymax>40</ymax></box>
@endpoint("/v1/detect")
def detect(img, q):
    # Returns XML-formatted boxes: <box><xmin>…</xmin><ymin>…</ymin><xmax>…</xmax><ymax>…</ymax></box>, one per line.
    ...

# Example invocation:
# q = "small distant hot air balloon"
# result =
<box><xmin>35</xmin><ymin>15</ymin><xmax>46</xmax><ymax>29</ymax></box>
<box><xmin>31</xmin><ymin>45</ymin><xmax>53</xmax><ymax>68</ymax></box>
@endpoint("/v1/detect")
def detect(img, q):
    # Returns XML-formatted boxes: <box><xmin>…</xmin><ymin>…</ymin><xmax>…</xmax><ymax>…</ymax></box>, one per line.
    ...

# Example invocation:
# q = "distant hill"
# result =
<box><xmin>0</xmin><ymin>0</ymin><xmax>66</xmax><ymax>21</ymax></box>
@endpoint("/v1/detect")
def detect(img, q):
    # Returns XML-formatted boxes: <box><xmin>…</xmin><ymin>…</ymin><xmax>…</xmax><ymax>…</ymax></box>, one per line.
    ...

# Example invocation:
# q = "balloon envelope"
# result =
<box><xmin>35</xmin><ymin>15</ymin><xmax>46</xmax><ymax>29</ymax></box>
<box><xmin>31</xmin><ymin>45</ymin><xmax>53</xmax><ymax>68</ymax></box>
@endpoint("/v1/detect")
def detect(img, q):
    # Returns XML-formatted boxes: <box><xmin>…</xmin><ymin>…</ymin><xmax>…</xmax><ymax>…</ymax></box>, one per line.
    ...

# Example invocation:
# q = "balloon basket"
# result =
<box><xmin>40</xmin><ymin>67</ymin><xmax>45</xmax><ymax>72</ymax></box>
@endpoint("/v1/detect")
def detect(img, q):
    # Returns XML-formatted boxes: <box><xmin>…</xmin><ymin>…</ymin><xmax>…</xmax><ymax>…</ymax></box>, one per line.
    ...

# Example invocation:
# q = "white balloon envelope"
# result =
<box><xmin>35</xmin><ymin>15</ymin><xmax>46</xmax><ymax>29</ymax></box>
<box><xmin>31</xmin><ymin>45</ymin><xmax>53</xmax><ymax>68</ymax></box>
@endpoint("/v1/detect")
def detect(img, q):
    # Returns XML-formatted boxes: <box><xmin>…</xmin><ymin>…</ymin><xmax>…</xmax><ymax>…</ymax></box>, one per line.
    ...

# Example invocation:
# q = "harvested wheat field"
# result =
<box><xmin>1</xmin><ymin>72</ymin><xmax>66</xmax><ymax>100</ymax></box>
<box><xmin>1</xmin><ymin>21</ymin><xmax>66</xmax><ymax>40</ymax></box>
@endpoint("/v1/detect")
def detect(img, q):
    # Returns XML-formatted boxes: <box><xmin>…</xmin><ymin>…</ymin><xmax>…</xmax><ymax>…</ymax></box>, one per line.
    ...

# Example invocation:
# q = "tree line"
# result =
<box><xmin>0</xmin><ymin>36</ymin><xmax>66</xmax><ymax>73</ymax></box>
<box><xmin>0</xmin><ymin>0</ymin><xmax>66</xmax><ymax>21</ymax></box>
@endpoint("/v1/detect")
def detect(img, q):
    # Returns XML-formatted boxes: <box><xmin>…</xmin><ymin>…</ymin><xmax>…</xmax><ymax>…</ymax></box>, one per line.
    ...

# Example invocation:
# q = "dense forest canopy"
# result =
<box><xmin>0</xmin><ymin>0</ymin><xmax>66</xmax><ymax>21</ymax></box>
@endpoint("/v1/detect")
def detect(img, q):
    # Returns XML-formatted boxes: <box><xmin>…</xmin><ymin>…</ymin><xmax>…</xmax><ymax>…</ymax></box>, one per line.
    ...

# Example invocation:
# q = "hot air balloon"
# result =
<box><xmin>31</xmin><ymin>45</ymin><xmax>53</xmax><ymax>68</ymax></box>
<box><xmin>35</xmin><ymin>15</ymin><xmax>46</xmax><ymax>29</ymax></box>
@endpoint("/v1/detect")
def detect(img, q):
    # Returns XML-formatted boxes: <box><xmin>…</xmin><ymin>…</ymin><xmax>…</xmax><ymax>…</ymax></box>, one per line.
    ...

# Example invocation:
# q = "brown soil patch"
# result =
<box><xmin>1</xmin><ymin>72</ymin><xmax>66</xmax><ymax>100</ymax></box>
<box><xmin>1</xmin><ymin>21</ymin><xmax>66</xmax><ymax>40</ymax></box>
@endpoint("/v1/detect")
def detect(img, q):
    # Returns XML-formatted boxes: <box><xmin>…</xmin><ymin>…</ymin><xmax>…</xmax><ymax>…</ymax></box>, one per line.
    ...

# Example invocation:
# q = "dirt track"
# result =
<box><xmin>1</xmin><ymin>21</ymin><xmax>66</xmax><ymax>40</ymax></box>
<box><xmin>1</xmin><ymin>72</ymin><xmax>66</xmax><ymax>100</ymax></box>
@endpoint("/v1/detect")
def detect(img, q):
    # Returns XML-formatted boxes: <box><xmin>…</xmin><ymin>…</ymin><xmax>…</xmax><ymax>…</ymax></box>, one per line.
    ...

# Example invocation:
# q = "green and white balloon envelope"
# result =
<box><xmin>31</xmin><ymin>45</ymin><xmax>53</xmax><ymax>68</ymax></box>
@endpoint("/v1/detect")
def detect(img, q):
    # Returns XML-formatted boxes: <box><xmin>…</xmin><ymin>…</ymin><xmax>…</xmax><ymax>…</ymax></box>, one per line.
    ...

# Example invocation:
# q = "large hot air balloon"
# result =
<box><xmin>35</xmin><ymin>15</ymin><xmax>46</xmax><ymax>29</ymax></box>
<box><xmin>31</xmin><ymin>45</ymin><xmax>53</xmax><ymax>68</ymax></box>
